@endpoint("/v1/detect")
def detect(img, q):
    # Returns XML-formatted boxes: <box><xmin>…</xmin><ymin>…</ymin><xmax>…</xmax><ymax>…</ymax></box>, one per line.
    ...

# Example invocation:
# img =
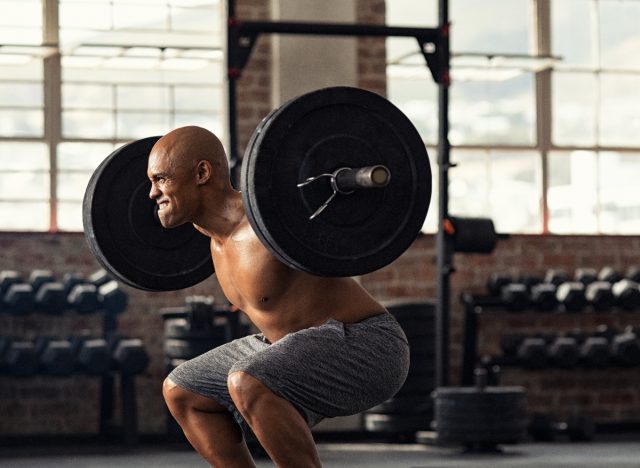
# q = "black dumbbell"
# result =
<box><xmin>108</xmin><ymin>336</ymin><xmax>150</xmax><ymax>375</ymax></box>
<box><xmin>575</xmin><ymin>268</ymin><xmax>598</xmax><ymax>286</ymax></box>
<box><xmin>529</xmin><ymin>412</ymin><xmax>595</xmax><ymax>442</ymax></box>
<box><xmin>519</xmin><ymin>274</ymin><xmax>543</xmax><ymax>291</ymax></box>
<box><xmin>611</xmin><ymin>331</ymin><xmax>640</xmax><ymax>367</ymax></box>
<box><xmin>501</xmin><ymin>283</ymin><xmax>529</xmax><ymax>311</ymax></box>
<box><xmin>593</xmin><ymin>324</ymin><xmax>620</xmax><ymax>343</ymax></box>
<box><xmin>517</xmin><ymin>337</ymin><xmax>548</xmax><ymax>368</ymax></box>
<box><xmin>67</xmin><ymin>283</ymin><xmax>100</xmax><ymax>314</ymax></box>
<box><xmin>544</xmin><ymin>269</ymin><xmax>568</xmax><ymax>287</ymax></box>
<box><xmin>626</xmin><ymin>266</ymin><xmax>640</xmax><ymax>283</ymax></box>
<box><xmin>62</xmin><ymin>272</ymin><xmax>87</xmax><ymax>297</ymax></box>
<box><xmin>98</xmin><ymin>280</ymin><xmax>128</xmax><ymax>315</ymax></box>
<box><xmin>1</xmin><ymin>339</ymin><xmax>38</xmax><ymax>376</ymax></box>
<box><xmin>4</xmin><ymin>283</ymin><xmax>35</xmax><ymax>315</ymax></box>
<box><xmin>612</xmin><ymin>279</ymin><xmax>640</xmax><ymax>310</ymax></box>
<box><xmin>35</xmin><ymin>281</ymin><xmax>68</xmax><ymax>315</ymax></box>
<box><xmin>29</xmin><ymin>269</ymin><xmax>55</xmax><ymax>293</ymax></box>
<box><xmin>556</xmin><ymin>282</ymin><xmax>587</xmax><ymax>312</ymax></box>
<box><xmin>487</xmin><ymin>272</ymin><xmax>512</xmax><ymax>296</ymax></box>
<box><xmin>530</xmin><ymin>283</ymin><xmax>558</xmax><ymax>311</ymax></box>
<box><xmin>34</xmin><ymin>336</ymin><xmax>75</xmax><ymax>376</ymax></box>
<box><xmin>548</xmin><ymin>336</ymin><xmax>579</xmax><ymax>369</ymax></box>
<box><xmin>0</xmin><ymin>270</ymin><xmax>22</xmax><ymax>312</ymax></box>
<box><xmin>500</xmin><ymin>332</ymin><xmax>527</xmax><ymax>357</ymax></box>
<box><xmin>580</xmin><ymin>336</ymin><xmax>611</xmax><ymax>368</ymax></box>
<box><xmin>598</xmin><ymin>266</ymin><xmax>623</xmax><ymax>284</ymax></box>
<box><xmin>585</xmin><ymin>281</ymin><xmax>614</xmax><ymax>312</ymax></box>
<box><xmin>89</xmin><ymin>269</ymin><xmax>112</xmax><ymax>288</ymax></box>
<box><xmin>70</xmin><ymin>333</ymin><xmax>111</xmax><ymax>375</ymax></box>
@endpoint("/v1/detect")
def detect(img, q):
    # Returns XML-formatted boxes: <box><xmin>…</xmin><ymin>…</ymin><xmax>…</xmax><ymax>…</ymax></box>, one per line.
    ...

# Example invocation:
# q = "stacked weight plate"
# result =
<box><xmin>363</xmin><ymin>300</ymin><xmax>436</xmax><ymax>441</ymax></box>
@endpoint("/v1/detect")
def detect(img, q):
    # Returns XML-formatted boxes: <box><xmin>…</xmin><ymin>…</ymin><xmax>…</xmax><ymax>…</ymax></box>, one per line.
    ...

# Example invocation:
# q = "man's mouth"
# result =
<box><xmin>157</xmin><ymin>201</ymin><xmax>169</xmax><ymax>211</ymax></box>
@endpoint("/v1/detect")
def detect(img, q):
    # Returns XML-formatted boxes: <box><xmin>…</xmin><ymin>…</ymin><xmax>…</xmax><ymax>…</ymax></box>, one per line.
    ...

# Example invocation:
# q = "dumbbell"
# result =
<box><xmin>486</xmin><ymin>272</ymin><xmax>512</xmax><ymax>296</ymax></box>
<box><xmin>612</xmin><ymin>279</ymin><xmax>640</xmax><ymax>310</ymax></box>
<box><xmin>544</xmin><ymin>269</ymin><xmax>569</xmax><ymax>287</ymax></box>
<box><xmin>30</xmin><ymin>270</ymin><xmax>68</xmax><ymax>315</ymax></box>
<box><xmin>556</xmin><ymin>282</ymin><xmax>587</xmax><ymax>312</ymax></box>
<box><xmin>500</xmin><ymin>283</ymin><xmax>529</xmax><ymax>311</ymax></box>
<box><xmin>89</xmin><ymin>269</ymin><xmax>112</xmax><ymax>288</ymax></box>
<box><xmin>70</xmin><ymin>332</ymin><xmax>111</xmax><ymax>375</ymax></box>
<box><xmin>34</xmin><ymin>336</ymin><xmax>75</xmax><ymax>376</ymax></box>
<box><xmin>611</xmin><ymin>330</ymin><xmax>640</xmax><ymax>367</ymax></box>
<box><xmin>108</xmin><ymin>335</ymin><xmax>150</xmax><ymax>375</ymax></box>
<box><xmin>98</xmin><ymin>280</ymin><xmax>128</xmax><ymax>315</ymax></box>
<box><xmin>585</xmin><ymin>281</ymin><xmax>614</xmax><ymax>312</ymax></box>
<box><xmin>529</xmin><ymin>412</ymin><xmax>595</xmax><ymax>442</ymax></box>
<box><xmin>565</xmin><ymin>330</ymin><xmax>611</xmax><ymax>368</ymax></box>
<box><xmin>0</xmin><ymin>338</ymin><xmax>38</xmax><ymax>376</ymax></box>
<box><xmin>530</xmin><ymin>283</ymin><xmax>558</xmax><ymax>311</ymax></box>
<box><xmin>598</xmin><ymin>266</ymin><xmax>623</xmax><ymax>284</ymax></box>
<box><xmin>575</xmin><ymin>268</ymin><xmax>598</xmax><ymax>286</ymax></box>
<box><xmin>3</xmin><ymin>282</ymin><xmax>35</xmax><ymax>315</ymax></box>
<box><xmin>67</xmin><ymin>283</ymin><xmax>100</xmax><ymax>314</ymax></box>
<box><xmin>626</xmin><ymin>266</ymin><xmax>640</xmax><ymax>283</ymax></box>
<box><xmin>546</xmin><ymin>336</ymin><xmax>579</xmax><ymax>368</ymax></box>
<box><xmin>516</xmin><ymin>337</ymin><xmax>549</xmax><ymax>369</ymax></box>
<box><xmin>0</xmin><ymin>270</ymin><xmax>22</xmax><ymax>312</ymax></box>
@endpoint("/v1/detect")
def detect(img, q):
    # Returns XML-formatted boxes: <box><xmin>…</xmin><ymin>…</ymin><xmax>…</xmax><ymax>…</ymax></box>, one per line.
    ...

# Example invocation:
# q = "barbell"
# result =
<box><xmin>83</xmin><ymin>86</ymin><xmax>431</xmax><ymax>291</ymax></box>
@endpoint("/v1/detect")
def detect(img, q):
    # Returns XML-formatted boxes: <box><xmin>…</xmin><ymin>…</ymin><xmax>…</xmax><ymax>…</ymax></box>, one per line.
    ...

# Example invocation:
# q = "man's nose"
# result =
<box><xmin>149</xmin><ymin>183</ymin><xmax>160</xmax><ymax>200</ymax></box>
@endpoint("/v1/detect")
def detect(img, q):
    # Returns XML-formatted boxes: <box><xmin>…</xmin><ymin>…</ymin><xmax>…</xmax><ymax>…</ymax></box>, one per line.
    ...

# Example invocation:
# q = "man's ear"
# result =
<box><xmin>196</xmin><ymin>160</ymin><xmax>212</xmax><ymax>185</ymax></box>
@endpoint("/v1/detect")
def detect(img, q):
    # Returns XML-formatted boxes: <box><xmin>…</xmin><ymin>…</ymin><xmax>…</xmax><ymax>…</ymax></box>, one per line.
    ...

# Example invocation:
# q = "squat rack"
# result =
<box><xmin>225</xmin><ymin>0</ymin><xmax>454</xmax><ymax>387</ymax></box>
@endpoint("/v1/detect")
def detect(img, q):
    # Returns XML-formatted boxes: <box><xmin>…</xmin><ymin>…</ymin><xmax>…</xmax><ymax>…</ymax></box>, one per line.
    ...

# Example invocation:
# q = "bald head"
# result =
<box><xmin>152</xmin><ymin>126</ymin><xmax>229</xmax><ymax>181</ymax></box>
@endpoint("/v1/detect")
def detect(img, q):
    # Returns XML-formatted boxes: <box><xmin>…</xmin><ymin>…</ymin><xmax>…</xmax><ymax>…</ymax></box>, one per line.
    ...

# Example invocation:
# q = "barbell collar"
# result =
<box><xmin>332</xmin><ymin>165</ymin><xmax>391</xmax><ymax>195</ymax></box>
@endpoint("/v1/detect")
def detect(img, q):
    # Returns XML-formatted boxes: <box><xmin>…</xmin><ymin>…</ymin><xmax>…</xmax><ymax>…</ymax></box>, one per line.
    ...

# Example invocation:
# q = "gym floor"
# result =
<box><xmin>1</xmin><ymin>437</ymin><xmax>639</xmax><ymax>467</ymax></box>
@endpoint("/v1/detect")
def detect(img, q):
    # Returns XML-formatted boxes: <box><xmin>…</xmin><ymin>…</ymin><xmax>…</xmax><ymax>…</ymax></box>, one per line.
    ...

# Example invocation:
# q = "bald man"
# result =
<box><xmin>149</xmin><ymin>126</ymin><xmax>409</xmax><ymax>467</ymax></box>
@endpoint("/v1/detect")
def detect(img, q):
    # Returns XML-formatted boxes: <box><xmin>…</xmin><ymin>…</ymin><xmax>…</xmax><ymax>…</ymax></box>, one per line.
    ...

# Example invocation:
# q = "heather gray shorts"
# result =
<box><xmin>168</xmin><ymin>312</ymin><xmax>409</xmax><ymax>435</ymax></box>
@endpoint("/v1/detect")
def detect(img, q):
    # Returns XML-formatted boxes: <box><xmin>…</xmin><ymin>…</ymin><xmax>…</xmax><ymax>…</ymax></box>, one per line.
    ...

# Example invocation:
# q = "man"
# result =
<box><xmin>149</xmin><ymin>125</ymin><xmax>409</xmax><ymax>467</ymax></box>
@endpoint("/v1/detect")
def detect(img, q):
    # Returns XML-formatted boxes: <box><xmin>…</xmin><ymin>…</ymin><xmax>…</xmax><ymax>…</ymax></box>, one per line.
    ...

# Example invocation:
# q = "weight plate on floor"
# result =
<box><xmin>83</xmin><ymin>137</ymin><xmax>214</xmax><ymax>291</ymax></box>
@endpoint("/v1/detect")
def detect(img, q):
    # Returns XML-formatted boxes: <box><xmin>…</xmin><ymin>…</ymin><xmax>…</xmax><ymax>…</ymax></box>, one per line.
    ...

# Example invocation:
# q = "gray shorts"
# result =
<box><xmin>168</xmin><ymin>312</ymin><xmax>409</xmax><ymax>435</ymax></box>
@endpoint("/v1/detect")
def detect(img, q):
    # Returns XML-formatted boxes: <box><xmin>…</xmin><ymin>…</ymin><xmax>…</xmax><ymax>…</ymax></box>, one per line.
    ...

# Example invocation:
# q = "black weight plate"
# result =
<box><xmin>364</xmin><ymin>413</ymin><xmax>432</xmax><ymax>433</ymax></box>
<box><xmin>241</xmin><ymin>87</ymin><xmax>431</xmax><ymax>277</ymax></box>
<box><xmin>83</xmin><ymin>137</ymin><xmax>214</xmax><ymax>291</ymax></box>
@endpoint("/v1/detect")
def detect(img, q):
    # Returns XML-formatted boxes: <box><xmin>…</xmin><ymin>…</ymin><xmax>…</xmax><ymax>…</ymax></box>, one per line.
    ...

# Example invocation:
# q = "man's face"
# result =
<box><xmin>147</xmin><ymin>150</ymin><xmax>195</xmax><ymax>229</ymax></box>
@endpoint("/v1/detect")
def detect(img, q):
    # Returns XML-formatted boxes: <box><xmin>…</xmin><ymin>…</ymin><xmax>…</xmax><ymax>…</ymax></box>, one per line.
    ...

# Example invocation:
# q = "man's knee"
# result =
<box><xmin>227</xmin><ymin>371</ymin><xmax>269</xmax><ymax>419</ymax></box>
<box><xmin>163</xmin><ymin>377</ymin><xmax>225</xmax><ymax>419</ymax></box>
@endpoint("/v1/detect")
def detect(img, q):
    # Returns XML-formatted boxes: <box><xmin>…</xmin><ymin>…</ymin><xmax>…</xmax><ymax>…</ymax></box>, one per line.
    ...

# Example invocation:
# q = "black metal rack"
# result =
<box><xmin>225</xmin><ymin>0</ymin><xmax>453</xmax><ymax>388</ymax></box>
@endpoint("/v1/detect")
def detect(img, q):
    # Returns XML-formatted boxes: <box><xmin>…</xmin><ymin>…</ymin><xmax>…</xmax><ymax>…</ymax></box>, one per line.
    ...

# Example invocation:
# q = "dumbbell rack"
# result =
<box><xmin>0</xmin><ymin>275</ymin><xmax>140</xmax><ymax>447</ymax></box>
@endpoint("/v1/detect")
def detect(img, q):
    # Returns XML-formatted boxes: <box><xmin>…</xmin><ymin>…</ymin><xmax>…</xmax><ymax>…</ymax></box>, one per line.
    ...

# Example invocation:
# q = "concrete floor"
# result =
<box><xmin>1</xmin><ymin>439</ymin><xmax>640</xmax><ymax>468</ymax></box>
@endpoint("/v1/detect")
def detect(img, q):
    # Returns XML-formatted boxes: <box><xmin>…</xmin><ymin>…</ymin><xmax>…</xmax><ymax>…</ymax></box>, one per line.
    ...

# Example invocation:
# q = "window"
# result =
<box><xmin>0</xmin><ymin>0</ymin><xmax>224</xmax><ymax>231</ymax></box>
<box><xmin>387</xmin><ymin>0</ymin><xmax>640</xmax><ymax>234</ymax></box>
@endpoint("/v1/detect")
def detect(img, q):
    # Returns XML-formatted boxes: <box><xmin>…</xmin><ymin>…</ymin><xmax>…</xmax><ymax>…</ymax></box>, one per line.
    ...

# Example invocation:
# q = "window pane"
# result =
<box><xmin>173</xmin><ymin>113</ymin><xmax>222</xmax><ymax>134</ymax></box>
<box><xmin>171</xmin><ymin>6</ymin><xmax>221</xmax><ymax>32</ymax></box>
<box><xmin>57</xmin><ymin>201</ymin><xmax>83</xmax><ymax>232</ymax></box>
<box><xmin>488</xmin><ymin>151</ymin><xmax>542</xmax><ymax>233</ymax></box>
<box><xmin>548</xmin><ymin>151</ymin><xmax>598</xmax><ymax>234</ymax></box>
<box><xmin>0</xmin><ymin>142</ymin><xmax>48</xmax><ymax>170</ymax></box>
<box><xmin>552</xmin><ymin>72</ymin><xmax>597</xmax><ymax>146</ymax></box>
<box><xmin>174</xmin><ymin>86</ymin><xmax>223</xmax><ymax>111</ymax></box>
<box><xmin>0</xmin><ymin>0</ymin><xmax>42</xmax><ymax>45</ymax></box>
<box><xmin>552</xmin><ymin>0</ymin><xmax>596</xmax><ymax>67</ymax></box>
<box><xmin>0</xmin><ymin>83</ymin><xmax>43</xmax><ymax>107</ymax></box>
<box><xmin>598</xmin><ymin>151</ymin><xmax>640</xmax><ymax>234</ymax></box>
<box><xmin>599</xmin><ymin>73</ymin><xmax>640</xmax><ymax>147</ymax></box>
<box><xmin>0</xmin><ymin>202</ymin><xmax>49</xmax><ymax>231</ymax></box>
<box><xmin>117</xmin><ymin>85</ymin><xmax>171</xmax><ymax>110</ymax></box>
<box><xmin>388</xmin><ymin>75</ymin><xmax>438</xmax><ymax>145</ymax></box>
<box><xmin>116</xmin><ymin>112</ymin><xmax>170</xmax><ymax>139</ymax></box>
<box><xmin>63</xmin><ymin>84</ymin><xmax>113</xmax><ymax>110</ymax></box>
<box><xmin>0</xmin><ymin>172</ymin><xmax>49</xmax><ymax>200</ymax></box>
<box><xmin>600</xmin><ymin>0</ymin><xmax>640</xmax><ymax>70</ymax></box>
<box><xmin>421</xmin><ymin>147</ymin><xmax>438</xmax><ymax>234</ymax></box>
<box><xmin>0</xmin><ymin>109</ymin><xmax>43</xmax><ymax>137</ymax></box>
<box><xmin>450</xmin><ymin>150</ymin><xmax>490</xmax><ymax>217</ymax></box>
<box><xmin>450</xmin><ymin>73</ymin><xmax>535</xmax><ymax>145</ymax></box>
<box><xmin>451</xmin><ymin>0</ymin><xmax>531</xmax><ymax>55</ymax></box>
<box><xmin>57</xmin><ymin>172</ymin><xmax>92</xmax><ymax>201</ymax></box>
<box><xmin>59</xmin><ymin>3</ymin><xmax>112</xmax><ymax>30</ymax></box>
<box><xmin>58</xmin><ymin>142</ymin><xmax>116</xmax><ymax>171</ymax></box>
<box><xmin>63</xmin><ymin>110</ymin><xmax>114</xmax><ymax>138</ymax></box>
